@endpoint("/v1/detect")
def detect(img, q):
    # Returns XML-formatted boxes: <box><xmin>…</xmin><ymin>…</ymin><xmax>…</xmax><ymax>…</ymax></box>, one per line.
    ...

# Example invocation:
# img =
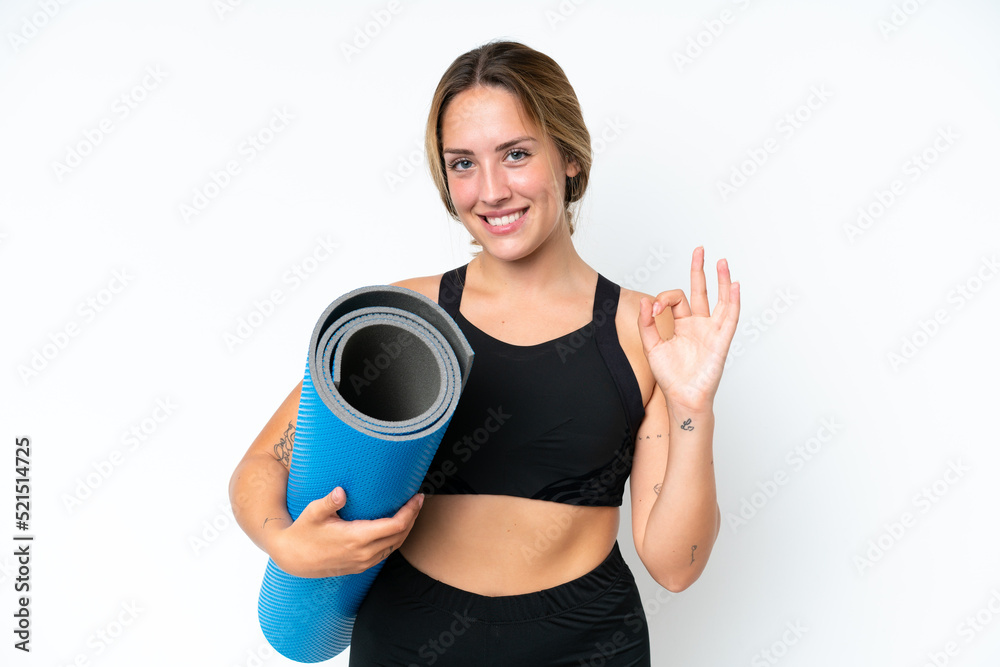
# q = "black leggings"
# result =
<box><xmin>349</xmin><ymin>540</ymin><xmax>651</xmax><ymax>666</ymax></box>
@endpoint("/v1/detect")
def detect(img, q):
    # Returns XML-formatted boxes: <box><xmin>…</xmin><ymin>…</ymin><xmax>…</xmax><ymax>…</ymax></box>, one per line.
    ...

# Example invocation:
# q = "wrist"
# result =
<box><xmin>666</xmin><ymin>400</ymin><xmax>714</xmax><ymax>436</ymax></box>
<box><xmin>665</xmin><ymin>398</ymin><xmax>714</xmax><ymax>418</ymax></box>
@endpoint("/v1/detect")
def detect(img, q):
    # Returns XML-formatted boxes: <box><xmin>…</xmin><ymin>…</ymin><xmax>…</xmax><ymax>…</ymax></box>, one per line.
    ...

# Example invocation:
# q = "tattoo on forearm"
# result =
<box><xmin>690</xmin><ymin>545</ymin><xmax>697</xmax><ymax>565</ymax></box>
<box><xmin>262</xmin><ymin>517</ymin><xmax>288</xmax><ymax>528</ymax></box>
<box><xmin>653</xmin><ymin>483</ymin><xmax>661</xmax><ymax>495</ymax></box>
<box><xmin>640</xmin><ymin>433</ymin><xmax>665</xmax><ymax>440</ymax></box>
<box><xmin>274</xmin><ymin>421</ymin><xmax>295</xmax><ymax>468</ymax></box>
<box><xmin>681</xmin><ymin>418</ymin><xmax>694</xmax><ymax>431</ymax></box>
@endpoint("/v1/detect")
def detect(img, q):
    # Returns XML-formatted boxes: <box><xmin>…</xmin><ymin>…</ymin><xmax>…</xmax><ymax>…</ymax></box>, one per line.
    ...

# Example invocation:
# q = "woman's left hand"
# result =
<box><xmin>637</xmin><ymin>246</ymin><xmax>741</xmax><ymax>413</ymax></box>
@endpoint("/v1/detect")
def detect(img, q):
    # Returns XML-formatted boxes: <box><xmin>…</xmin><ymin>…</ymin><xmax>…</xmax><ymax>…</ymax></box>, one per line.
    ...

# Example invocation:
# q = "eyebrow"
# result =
<box><xmin>442</xmin><ymin>136</ymin><xmax>537</xmax><ymax>156</ymax></box>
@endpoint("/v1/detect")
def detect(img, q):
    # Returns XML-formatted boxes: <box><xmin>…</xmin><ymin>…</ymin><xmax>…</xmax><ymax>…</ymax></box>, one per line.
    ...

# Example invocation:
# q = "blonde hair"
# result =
<box><xmin>425</xmin><ymin>40</ymin><xmax>592</xmax><ymax>245</ymax></box>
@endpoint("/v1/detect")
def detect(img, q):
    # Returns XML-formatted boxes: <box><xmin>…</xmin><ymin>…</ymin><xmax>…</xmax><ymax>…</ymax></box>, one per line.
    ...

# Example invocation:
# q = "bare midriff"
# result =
<box><xmin>397</xmin><ymin>493</ymin><xmax>620</xmax><ymax>596</ymax></box>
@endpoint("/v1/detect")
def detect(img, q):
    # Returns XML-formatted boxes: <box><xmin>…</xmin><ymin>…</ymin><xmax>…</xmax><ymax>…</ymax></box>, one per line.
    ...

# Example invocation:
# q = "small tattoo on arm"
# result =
<box><xmin>690</xmin><ymin>545</ymin><xmax>697</xmax><ymax>564</ymax></box>
<box><xmin>262</xmin><ymin>517</ymin><xmax>288</xmax><ymax>528</ymax></box>
<box><xmin>653</xmin><ymin>483</ymin><xmax>661</xmax><ymax>495</ymax></box>
<box><xmin>274</xmin><ymin>421</ymin><xmax>295</xmax><ymax>469</ymax></box>
<box><xmin>681</xmin><ymin>418</ymin><xmax>694</xmax><ymax>431</ymax></box>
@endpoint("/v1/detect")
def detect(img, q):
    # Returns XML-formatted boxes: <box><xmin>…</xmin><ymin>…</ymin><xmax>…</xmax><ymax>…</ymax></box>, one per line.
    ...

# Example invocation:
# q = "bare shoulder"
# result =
<box><xmin>615</xmin><ymin>285</ymin><xmax>646</xmax><ymax>325</ymax></box>
<box><xmin>614</xmin><ymin>284</ymin><xmax>651</xmax><ymax>354</ymax></box>
<box><xmin>389</xmin><ymin>272</ymin><xmax>444</xmax><ymax>304</ymax></box>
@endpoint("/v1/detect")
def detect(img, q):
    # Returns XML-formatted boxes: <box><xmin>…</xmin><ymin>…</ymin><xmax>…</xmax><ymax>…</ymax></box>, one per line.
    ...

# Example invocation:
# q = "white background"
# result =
<box><xmin>2</xmin><ymin>1</ymin><xmax>999</xmax><ymax>665</ymax></box>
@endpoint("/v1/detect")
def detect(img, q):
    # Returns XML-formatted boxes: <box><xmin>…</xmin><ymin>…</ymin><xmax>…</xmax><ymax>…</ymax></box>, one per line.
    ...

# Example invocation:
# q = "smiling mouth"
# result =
<box><xmin>480</xmin><ymin>208</ymin><xmax>527</xmax><ymax>227</ymax></box>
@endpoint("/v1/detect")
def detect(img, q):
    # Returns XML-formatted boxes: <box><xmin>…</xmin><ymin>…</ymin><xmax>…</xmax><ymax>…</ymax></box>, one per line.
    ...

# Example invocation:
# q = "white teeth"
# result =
<box><xmin>485</xmin><ymin>209</ymin><xmax>525</xmax><ymax>226</ymax></box>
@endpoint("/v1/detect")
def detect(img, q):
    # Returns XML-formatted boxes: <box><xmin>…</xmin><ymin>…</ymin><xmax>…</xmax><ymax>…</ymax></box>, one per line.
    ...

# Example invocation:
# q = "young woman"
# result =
<box><xmin>230</xmin><ymin>40</ymin><xmax>740</xmax><ymax>665</ymax></box>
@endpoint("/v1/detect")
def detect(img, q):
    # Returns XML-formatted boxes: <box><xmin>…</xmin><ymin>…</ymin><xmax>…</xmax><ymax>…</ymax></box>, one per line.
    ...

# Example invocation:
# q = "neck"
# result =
<box><xmin>469</xmin><ymin>223</ymin><xmax>592</xmax><ymax>300</ymax></box>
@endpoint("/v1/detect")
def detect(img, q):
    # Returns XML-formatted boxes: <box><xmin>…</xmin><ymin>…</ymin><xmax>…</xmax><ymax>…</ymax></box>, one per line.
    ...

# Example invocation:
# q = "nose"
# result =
<box><xmin>478</xmin><ymin>163</ymin><xmax>511</xmax><ymax>206</ymax></box>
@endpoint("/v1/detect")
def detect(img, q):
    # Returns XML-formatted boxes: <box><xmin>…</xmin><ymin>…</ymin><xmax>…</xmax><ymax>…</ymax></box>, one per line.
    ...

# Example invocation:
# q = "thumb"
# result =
<box><xmin>305</xmin><ymin>486</ymin><xmax>346</xmax><ymax>521</ymax></box>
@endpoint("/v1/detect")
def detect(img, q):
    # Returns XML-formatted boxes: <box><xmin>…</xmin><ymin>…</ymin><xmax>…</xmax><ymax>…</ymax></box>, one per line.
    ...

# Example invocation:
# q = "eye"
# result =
<box><xmin>505</xmin><ymin>148</ymin><xmax>531</xmax><ymax>162</ymax></box>
<box><xmin>447</xmin><ymin>158</ymin><xmax>473</xmax><ymax>172</ymax></box>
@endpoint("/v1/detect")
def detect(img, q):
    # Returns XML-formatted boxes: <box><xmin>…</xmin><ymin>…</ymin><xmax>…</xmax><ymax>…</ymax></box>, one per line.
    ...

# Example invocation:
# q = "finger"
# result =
<box><xmin>366</xmin><ymin>536</ymin><xmax>403</xmax><ymax>567</ymax></box>
<box><xmin>373</xmin><ymin>502</ymin><xmax>421</xmax><ymax>545</ymax></box>
<box><xmin>359</xmin><ymin>494</ymin><xmax>424</xmax><ymax>539</ymax></box>
<box><xmin>395</xmin><ymin>491</ymin><xmax>424</xmax><ymax>520</ymax></box>
<box><xmin>655</xmin><ymin>289</ymin><xmax>692</xmax><ymax>320</ymax></box>
<box><xmin>637</xmin><ymin>296</ymin><xmax>665</xmax><ymax>355</ymax></box>
<box><xmin>690</xmin><ymin>246</ymin><xmax>710</xmax><ymax>317</ymax></box>
<box><xmin>365</xmin><ymin>500</ymin><xmax>424</xmax><ymax>564</ymax></box>
<box><xmin>720</xmin><ymin>281</ymin><xmax>741</xmax><ymax>343</ymax></box>
<box><xmin>716</xmin><ymin>257</ymin><xmax>732</xmax><ymax>315</ymax></box>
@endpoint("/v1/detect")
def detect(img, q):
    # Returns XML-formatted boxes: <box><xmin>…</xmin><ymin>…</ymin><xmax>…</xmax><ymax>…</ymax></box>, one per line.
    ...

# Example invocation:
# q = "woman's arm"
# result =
<box><xmin>630</xmin><ymin>385</ymin><xmax>721</xmax><ymax>592</ymax></box>
<box><xmin>630</xmin><ymin>247</ymin><xmax>739</xmax><ymax>591</ymax></box>
<box><xmin>229</xmin><ymin>381</ymin><xmax>425</xmax><ymax>578</ymax></box>
<box><xmin>228</xmin><ymin>381</ymin><xmax>302</xmax><ymax>558</ymax></box>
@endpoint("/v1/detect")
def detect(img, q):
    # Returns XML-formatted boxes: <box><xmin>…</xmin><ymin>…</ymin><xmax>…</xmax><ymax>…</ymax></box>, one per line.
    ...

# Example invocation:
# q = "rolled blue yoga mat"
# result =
<box><xmin>257</xmin><ymin>284</ymin><xmax>474</xmax><ymax>663</ymax></box>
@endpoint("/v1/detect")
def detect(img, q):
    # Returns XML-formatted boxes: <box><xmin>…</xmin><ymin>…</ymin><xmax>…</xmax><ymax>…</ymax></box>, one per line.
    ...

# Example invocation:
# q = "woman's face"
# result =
<box><xmin>440</xmin><ymin>85</ymin><xmax>580</xmax><ymax>262</ymax></box>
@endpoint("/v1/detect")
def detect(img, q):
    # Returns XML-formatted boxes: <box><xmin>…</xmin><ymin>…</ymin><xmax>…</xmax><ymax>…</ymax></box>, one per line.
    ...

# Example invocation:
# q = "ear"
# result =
<box><xmin>564</xmin><ymin>157</ymin><xmax>581</xmax><ymax>179</ymax></box>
